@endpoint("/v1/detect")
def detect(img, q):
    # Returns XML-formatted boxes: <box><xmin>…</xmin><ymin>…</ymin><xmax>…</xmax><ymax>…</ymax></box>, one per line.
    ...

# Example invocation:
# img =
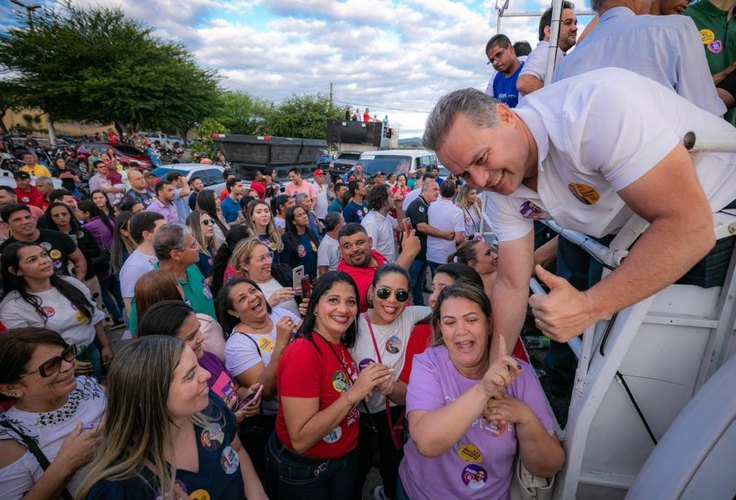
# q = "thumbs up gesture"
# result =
<box><xmin>528</xmin><ymin>264</ymin><xmax>596</xmax><ymax>343</ymax></box>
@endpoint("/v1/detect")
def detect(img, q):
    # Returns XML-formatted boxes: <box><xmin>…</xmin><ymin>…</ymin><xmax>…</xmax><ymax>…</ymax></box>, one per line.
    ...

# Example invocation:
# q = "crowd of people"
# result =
<box><xmin>0</xmin><ymin>140</ymin><xmax>563</xmax><ymax>500</ymax></box>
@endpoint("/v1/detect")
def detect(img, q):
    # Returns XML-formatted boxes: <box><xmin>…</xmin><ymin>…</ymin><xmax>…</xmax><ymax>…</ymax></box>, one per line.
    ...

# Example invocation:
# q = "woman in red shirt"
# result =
<box><xmin>266</xmin><ymin>271</ymin><xmax>392</xmax><ymax>500</ymax></box>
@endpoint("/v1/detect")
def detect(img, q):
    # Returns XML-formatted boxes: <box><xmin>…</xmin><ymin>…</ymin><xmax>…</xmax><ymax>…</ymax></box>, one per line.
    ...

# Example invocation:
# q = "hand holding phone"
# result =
<box><xmin>236</xmin><ymin>384</ymin><xmax>263</xmax><ymax>411</ymax></box>
<box><xmin>402</xmin><ymin>217</ymin><xmax>413</xmax><ymax>233</ymax></box>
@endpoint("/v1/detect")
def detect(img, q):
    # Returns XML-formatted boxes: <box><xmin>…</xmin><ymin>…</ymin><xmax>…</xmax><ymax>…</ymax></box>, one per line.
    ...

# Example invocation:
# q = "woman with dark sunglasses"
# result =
<box><xmin>348</xmin><ymin>263</ymin><xmax>431</xmax><ymax>500</ymax></box>
<box><xmin>185</xmin><ymin>210</ymin><xmax>218</xmax><ymax>281</ymax></box>
<box><xmin>0</xmin><ymin>327</ymin><xmax>105</xmax><ymax>498</ymax></box>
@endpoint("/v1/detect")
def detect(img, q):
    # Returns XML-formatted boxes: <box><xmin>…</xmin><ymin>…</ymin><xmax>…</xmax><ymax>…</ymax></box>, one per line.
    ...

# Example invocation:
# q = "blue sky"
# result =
<box><xmin>2</xmin><ymin>0</ymin><xmax>592</xmax><ymax>137</ymax></box>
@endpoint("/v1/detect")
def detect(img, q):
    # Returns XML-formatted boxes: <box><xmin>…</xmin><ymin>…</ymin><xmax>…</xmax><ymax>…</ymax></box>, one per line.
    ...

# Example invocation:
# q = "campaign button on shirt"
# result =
<box><xmin>462</xmin><ymin>464</ymin><xmax>488</xmax><ymax>490</ymax></box>
<box><xmin>220</xmin><ymin>445</ymin><xmax>239</xmax><ymax>474</ymax></box>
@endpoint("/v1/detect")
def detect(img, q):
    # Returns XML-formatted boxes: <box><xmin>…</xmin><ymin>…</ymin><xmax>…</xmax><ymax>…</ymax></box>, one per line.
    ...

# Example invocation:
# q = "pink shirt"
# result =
<box><xmin>284</xmin><ymin>181</ymin><xmax>316</xmax><ymax>200</ymax></box>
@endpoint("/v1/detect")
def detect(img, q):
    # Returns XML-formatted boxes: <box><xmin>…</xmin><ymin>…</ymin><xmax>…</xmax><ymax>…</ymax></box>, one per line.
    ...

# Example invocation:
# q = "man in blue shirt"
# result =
<box><xmin>221</xmin><ymin>177</ymin><xmax>245</xmax><ymax>223</ymax></box>
<box><xmin>342</xmin><ymin>179</ymin><xmax>368</xmax><ymax>224</ymax></box>
<box><xmin>486</xmin><ymin>34</ymin><xmax>524</xmax><ymax>108</ymax></box>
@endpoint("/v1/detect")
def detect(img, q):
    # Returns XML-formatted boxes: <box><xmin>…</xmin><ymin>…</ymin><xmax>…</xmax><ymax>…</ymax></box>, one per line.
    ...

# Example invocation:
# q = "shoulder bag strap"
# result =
<box><xmin>0</xmin><ymin>420</ymin><xmax>74</xmax><ymax>500</ymax></box>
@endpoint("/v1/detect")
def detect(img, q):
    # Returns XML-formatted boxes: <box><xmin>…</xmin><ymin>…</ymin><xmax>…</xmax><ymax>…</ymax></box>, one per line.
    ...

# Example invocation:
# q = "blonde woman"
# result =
<box><xmin>456</xmin><ymin>184</ymin><xmax>483</xmax><ymax>239</ymax></box>
<box><xmin>78</xmin><ymin>336</ymin><xmax>267</xmax><ymax>500</ymax></box>
<box><xmin>245</xmin><ymin>199</ymin><xmax>283</xmax><ymax>261</ymax></box>
<box><xmin>186</xmin><ymin>210</ymin><xmax>218</xmax><ymax>281</ymax></box>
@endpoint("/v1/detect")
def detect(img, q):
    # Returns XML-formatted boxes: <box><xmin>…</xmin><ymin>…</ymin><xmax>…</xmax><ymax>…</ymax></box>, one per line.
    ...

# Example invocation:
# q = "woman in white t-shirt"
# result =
<box><xmin>219</xmin><ymin>277</ymin><xmax>301</xmax><ymax>473</ymax></box>
<box><xmin>0</xmin><ymin>327</ymin><xmax>106</xmax><ymax>499</ymax></box>
<box><xmin>0</xmin><ymin>242</ymin><xmax>112</xmax><ymax>381</ymax></box>
<box><xmin>349</xmin><ymin>263</ymin><xmax>431</xmax><ymax>500</ymax></box>
<box><xmin>456</xmin><ymin>184</ymin><xmax>483</xmax><ymax>239</ymax></box>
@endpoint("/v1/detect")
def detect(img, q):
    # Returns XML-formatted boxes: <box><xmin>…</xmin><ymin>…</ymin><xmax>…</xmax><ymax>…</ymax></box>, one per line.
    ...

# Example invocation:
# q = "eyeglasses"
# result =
<box><xmin>486</xmin><ymin>47</ymin><xmax>507</xmax><ymax>65</ymax></box>
<box><xmin>21</xmin><ymin>344</ymin><xmax>77</xmax><ymax>378</ymax></box>
<box><xmin>375</xmin><ymin>287</ymin><xmax>410</xmax><ymax>303</ymax></box>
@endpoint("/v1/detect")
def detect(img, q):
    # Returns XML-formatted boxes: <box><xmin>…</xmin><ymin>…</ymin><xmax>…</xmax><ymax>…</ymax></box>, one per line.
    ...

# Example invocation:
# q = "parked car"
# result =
<box><xmin>329</xmin><ymin>151</ymin><xmax>363</xmax><ymax>176</ymax></box>
<box><xmin>74</xmin><ymin>142</ymin><xmax>151</xmax><ymax>171</ymax></box>
<box><xmin>317</xmin><ymin>151</ymin><xmax>333</xmax><ymax>170</ymax></box>
<box><xmin>354</xmin><ymin>149</ymin><xmax>438</xmax><ymax>178</ymax></box>
<box><xmin>0</xmin><ymin>168</ymin><xmax>63</xmax><ymax>189</ymax></box>
<box><xmin>151</xmin><ymin>164</ymin><xmax>229</xmax><ymax>194</ymax></box>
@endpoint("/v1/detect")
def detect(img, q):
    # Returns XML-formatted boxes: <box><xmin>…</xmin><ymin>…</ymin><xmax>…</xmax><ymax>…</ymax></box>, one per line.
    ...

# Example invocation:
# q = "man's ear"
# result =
<box><xmin>494</xmin><ymin>103</ymin><xmax>514</xmax><ymax>124</ymax></box>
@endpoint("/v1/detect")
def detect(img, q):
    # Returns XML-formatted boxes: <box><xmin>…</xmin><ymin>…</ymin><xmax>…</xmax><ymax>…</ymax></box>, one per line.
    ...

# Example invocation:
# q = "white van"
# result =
<box><xmin>358</xmin><ymin>149</ymin><xmax>437</xmax><ymax>177</ymax></box>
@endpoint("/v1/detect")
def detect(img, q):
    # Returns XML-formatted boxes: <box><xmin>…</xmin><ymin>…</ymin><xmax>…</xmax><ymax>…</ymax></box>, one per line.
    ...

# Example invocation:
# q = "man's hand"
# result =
<box><xmin>528</xmin><ymin>265</ymin><xmax>597</xmax><ymax>343</ymax></box>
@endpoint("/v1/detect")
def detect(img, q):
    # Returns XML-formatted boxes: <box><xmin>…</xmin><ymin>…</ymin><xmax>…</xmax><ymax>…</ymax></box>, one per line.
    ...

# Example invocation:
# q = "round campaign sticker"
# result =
<box><xmin>461</xmin><ymin>464</ymin><xmax>488</xmax><ymax>490</ymax></box>
<box><xmin>155</xmin><ymin>480</ymin><xmax>188</xmax><ymax>500</ymax></box>
<box><xmin>269</xmin><ymin>241</ymin><xmax>279</xmax><ymax>251</ymax></box>
<box><xmin>385</xmin><ymin>336</ymin><xmax>402</xmax><ymax>354</ymax></box>
<box><xmin>709</xmin><ymin>40</ymin><xmax>723</xmax><ymax>54</ymax></box>
<box><xmin>21</xmin><ymin>196</ymin><xmax>30</xmax><ymax>203</ymax></box>
<box><xmin>41</xmin><ymin>306</ymin><xmax>56</xmax><ymax>318</ymax></box>
<box><xmin>257</xmin><ymin>336</ymin><xmax>274</xmax><ymax>353</ymax></box>
<box><xmin>202</xmin><ymin>282</ymin><xmax>213</xmax><ymax>299</ymax></box>
<box><xmin>220</xmin><ymin>445</ymin><xmax>239</xmax><ymax>474</ymax></box>
<box><xmin>40</xmin><ymin>242</ymin><xmax>52</xmax><ymax>251</ymax></box>
<box><xmin>74</xmin><ymin>311</ymin><xmax>87</xmax><ymax>323</ymax></box>
<box><xmin>567</xmin><ymin>183</ymin><xmax>600</xmax><ymax>205</ymax></box>
<box><xmin>357</xmin><ymin>209</ymin><xmax>363</xmax><ymax>217</ymax></box>
<box><xmin>200</xmin><ymin>423</ymin><xmax>224</xmax><ymax>451</ymax></box>
<box><xmin>458</xmin><ymin>443</ymin><xmax>484</xmax><ymax>463</ymax></box>
<box><xmin>49</xmin><ymin>249</ymin><xmax>62</xmax><ymax>260</ymax></box>
<box><xmin>323</xmin><ymin>425</ymin><xmax>343</xmax><ymax>443</ymax></box>
<box><xmin>311</xmin><ymin>241</ymin><xmax>318</xmax><ymax>252</ymax></box>
<box><xmin>699</xmin><ymin>28</ymin><xmax>715</xmax><ymax>44</ymax></box>
<box><xmin>190</xmin><ymin>489</ymin><xmax>211</xmax><ymax>500</ymax></box>
<box><xmin>332</xmin><ymin>371</ymin><xmax>349</xmax><ymax>393</ymax></box>
<box><xmin>297</xmin><ymin>244</ymin><xmax>307</xmax><ymax>257</ymax></box>
<box><xmin>518</xmin><ymin>201</ymin><xmax>546</xmax><ymax>220</ymax></box>
<box><xmin>358</xmin><ymin>358</ymin><xmax>375</xmax><ymax>370</ymax></box>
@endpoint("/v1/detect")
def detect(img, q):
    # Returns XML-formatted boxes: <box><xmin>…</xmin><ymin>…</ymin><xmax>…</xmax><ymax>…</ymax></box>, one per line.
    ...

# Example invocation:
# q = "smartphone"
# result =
<box><xmin>292</xmin><ymin>265</ymin><xmax>305</xmax><ymax>295</ymax></box>
<box><xmin>236</xmin><ymin>384</ymin><xmax>263</xmax><ymax>411</ymax></box>
<box><xmin>403</xmin><ymin>217</ymin><xmax>413</xmax><ymax>233</ymax></box>
<box><xmin>301</xmin><ymin>276</ymin><xmax>312</xmax><ymax>299</ymax></box>
<box><xmin>82</xmin><ymin>422</ymin><xmax>98</xmax><ymax>430</ymax></box>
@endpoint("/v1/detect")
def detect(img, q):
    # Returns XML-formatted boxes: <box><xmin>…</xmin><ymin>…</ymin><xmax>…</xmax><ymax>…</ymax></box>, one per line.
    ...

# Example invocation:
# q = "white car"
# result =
<box><xmin>0</xmin><ymin>168</ymin><xmax>63</xmax><ymax>190</ymax></box>
<box><xmin>151</xmin><ymin>164</ymin><xmax>230</xmax><ymax>194</ymax></box>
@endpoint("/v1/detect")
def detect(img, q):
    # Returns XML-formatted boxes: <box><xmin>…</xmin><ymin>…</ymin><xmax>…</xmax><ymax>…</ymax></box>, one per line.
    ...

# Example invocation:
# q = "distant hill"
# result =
<box><xmin>398</xmin><ymin>137</ymin><xmax>423</xmax><ymax>147</ymax></box>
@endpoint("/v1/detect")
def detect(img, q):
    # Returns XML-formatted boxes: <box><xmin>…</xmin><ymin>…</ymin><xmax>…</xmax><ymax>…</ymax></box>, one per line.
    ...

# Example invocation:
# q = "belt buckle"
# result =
<box><xmin>313</xmin><ymin>462</ymin><xmax>328</xmax><ymax>477</ymax></box>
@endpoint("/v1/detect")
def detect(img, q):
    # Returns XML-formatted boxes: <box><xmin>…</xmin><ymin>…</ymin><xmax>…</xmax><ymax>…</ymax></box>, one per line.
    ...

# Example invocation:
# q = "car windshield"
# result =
<box><xmin>338</xmin><ymin>152</ymin><xmax>362</xmax><ymax>160</ymax></box>
<box><xmin>359</xmin><ymin>154</ymin><xmax>412</xmax><ymax>175</ymax></box>
<box><xmin>152</xmin><ymin>167</ymin><xmax>187</xmax><ymax>178</ymax></box>
<box><xmin>113</xmin><ymin>145</ymin><xmax>147</xmax><ymax>156</ymax></box>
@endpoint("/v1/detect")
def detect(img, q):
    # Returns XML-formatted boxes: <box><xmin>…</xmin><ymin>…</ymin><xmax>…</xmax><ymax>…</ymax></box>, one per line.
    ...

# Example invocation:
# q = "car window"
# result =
<box><xmin>201</xmin><ymin>169</ymin><xmax>222</xmax><ymax>187</ymax></box>
<box><xmin>152</xmin><ymin>168</ymin><xmax>186</xmax><ymax>178</ymax></box>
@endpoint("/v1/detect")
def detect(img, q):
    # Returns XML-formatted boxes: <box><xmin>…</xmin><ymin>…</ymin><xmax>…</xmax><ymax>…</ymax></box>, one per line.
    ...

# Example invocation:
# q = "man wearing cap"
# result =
<box><xmin>13</xmin><ymin>171</ymin><xmax>46</xmax><ymax>210</ymax></box>
<box><xmin>311</xmin><ymin>169</ymin><xmax>329</xmax><ymax>221</ymax></box>
<box><xmin>424</xmin><ymin>68</ymin><xmax>736</xmax><ymax>355</ymax></box>
<box><xmin>285</xmin><ymin>168</ymin><xmax>317</xmax><ymax>206</ymax></box>
<box><xmin>19</xmin><ymin>152</ymin><xmax>51</xmax><ymax>177</ymax></box>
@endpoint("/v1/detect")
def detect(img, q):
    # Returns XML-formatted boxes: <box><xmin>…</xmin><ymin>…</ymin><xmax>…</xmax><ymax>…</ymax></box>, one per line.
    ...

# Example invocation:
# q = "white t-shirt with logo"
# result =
<box><xmin>119</xmin><ymin>249</ymin><xmax>158</xmax><ymax>298</ymax></box>
<box><xmin>426</xmin><ymin>198</ymin><xmax>465</xmax><ymax>264</ymax></box>
<box><xmin>317</xmin><ymin>234</ymin><xmax>341</xmax><ymax>271</ymax></box>
<box><xmin>224</xmin><ymin>307</ymin><xmax>300</xmax><ymax>415</ymax></box>
<box><xmin>486</xmin><ymin>67</ymin><xmax>736</xmax><ymax>242</ymax></box>
<box><xmin>361</xmin><ymin>210</ymin><xmax>398</xmax><ymax>263</ymax></box>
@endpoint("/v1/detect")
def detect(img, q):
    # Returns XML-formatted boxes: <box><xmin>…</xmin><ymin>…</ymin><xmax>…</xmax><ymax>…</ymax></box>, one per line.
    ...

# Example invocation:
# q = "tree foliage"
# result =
<box><xmin>215</xmin><ymin>91</ymin><xmax>271</xmax><ymax>135</ymax></box>
<box><xmin>261</xmin><ymin>93</ymin><xmax>342</xmax><ymax>140</ymax></box>
<box><xmin>0</xmin><ymin>2</ymin><xmax>220</xmax><ymax>134</ymax></box>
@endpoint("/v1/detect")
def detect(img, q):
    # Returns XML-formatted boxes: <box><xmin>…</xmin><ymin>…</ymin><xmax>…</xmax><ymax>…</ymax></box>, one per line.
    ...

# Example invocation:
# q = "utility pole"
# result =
<box><xmin>329</xmin><ymin>82</ymin><xmax>333</xmax><ymax>106</ymax></box>
<box><xmin>9</xmin><ymin>0</ymin><xmax>57</xmax><ymax>146</ymax></box>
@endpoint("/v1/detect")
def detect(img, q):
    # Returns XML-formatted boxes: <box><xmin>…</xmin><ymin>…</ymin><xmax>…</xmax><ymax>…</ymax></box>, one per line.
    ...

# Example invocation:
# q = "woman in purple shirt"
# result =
<box><xmin>399</xmin><ymin>281</ymin><xmax>564</xmax><ymax>499</ymax></box>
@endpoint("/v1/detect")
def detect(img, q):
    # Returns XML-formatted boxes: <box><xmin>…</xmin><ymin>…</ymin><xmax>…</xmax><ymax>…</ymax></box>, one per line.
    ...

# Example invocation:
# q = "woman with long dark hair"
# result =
<box><xmin>265</xmin><ymin>271</ymin><xmax>392</xmax><ymax>500</ymax></box>
<box><xmin>90</xmin><ymin>189</ymin><xmax>116</xmax><ymax>222</ymax></box>
<box><xmin>0</xmin><ymin>242</ymin><xmax>113</xmax><ymax>380</ymax></box>
<box><xmin>52</xmin><ymin>157</ymin><xmax>82</xmax><ymax>194</ymax></box>
<box><xmin>210</xmin><ymin>225</ymin><xmax>252</xmax><ymax>300</ymax></box>
<box><xmin>281</xmin><ymin>205</ymin><xmax>319</xmax><ymax>279</ymax></box>
<box><xmin>109</xmin><ymin>211</ymin><xmax>135</xmax><ymax>274</ymax></box>
<box><xmin>43</xmin><ymin>203</ymin><xmax>105</xmax><ymax>283</ymax></box>
<box><xmin>196</xmin><ymin>189</ymin><xmax>229</xmax><ymax>247</ymax></box>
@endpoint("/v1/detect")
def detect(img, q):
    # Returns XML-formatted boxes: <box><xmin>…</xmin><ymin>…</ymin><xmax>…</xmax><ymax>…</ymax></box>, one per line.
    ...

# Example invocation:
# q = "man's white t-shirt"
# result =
<box><xmin>317</xmin><ymin>234</ymin><xmax>341</xmax><ymax>271</ymax></box>
<box><xmin>224</xmin><ymin>307</ymin><xmax>300</xmax><ymax>415</ymax></box>
<box><xmin>361</xmin><ymin>210</ymin><xmax>398</xmax><ymax>263</ymax></box>
<box><xmin>312</xmin><ymin>181</ymin><xmax>329</xmax><ymax>219</ymax></box>
<box><xmin>486</xmin><ymin>68</ymin><xmax>736</xmax><ymax>242</ymax></box>
<box><xmin>119</xmin><ymin>249</ymin><xmax>158</xmax><ymax>298</ymax></box>
<box><xmin>426</xmin><ymin>198</ymin><xmax>465</xmax><ymax>264</ymax></box>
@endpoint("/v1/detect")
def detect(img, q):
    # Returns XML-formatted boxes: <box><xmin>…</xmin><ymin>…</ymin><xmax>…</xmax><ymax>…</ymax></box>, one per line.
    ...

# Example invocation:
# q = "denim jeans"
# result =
<box><xmin>408</xmin><ymin>259</ymin><xmax>428</xmax><ymax>306</ymax></box>
<box><xmin>99</xmin><ymin>276</ymin><xmax>124</xmax><ymax>322</ymax></box>
<box><xmin>265</xmin><ymin>433</ymin><xmax>358</xmax><ymax>500</ymax></box>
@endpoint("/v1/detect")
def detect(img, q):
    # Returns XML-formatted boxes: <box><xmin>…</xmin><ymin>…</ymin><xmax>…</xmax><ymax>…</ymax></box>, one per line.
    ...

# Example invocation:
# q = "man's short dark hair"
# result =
<box><xmin>129</xmin><ymin>211</ymin><xmax>165</xmax><ymax>244</ymax></box>
<box><xmin>188</xmin><ymin>176</ymin><xmax>202</xmax><ymax>186</ymax></box>
<box><xmin>155</xmin><ymin>181</ymin><xmax>171</xmax><ymax>195</ymax></box>
<box><xmin>367</xmin><ymin>183</ymin><xmax>390</xmax><ymax>211</ymax></box>
<box><xmin>440</xmin><ymin>179</ymin><xmax>457</xmax><ymax>198</ymax></box>
<box><xmin>485</xmin><ymin>34</ymin><xmax>511</xmax><ymax>54</ymax></box>
<box><xmin>338</xmin><ymin>222</ymin><xmax>367</xmax><ymax>241</ymax></box>
<box><xmin>223</xmin><ymin>170</ymin><xmax>234</xmax><ymax>181</ymax></box>
<box><xmin>514</xmin><ymin>40</ymin><xmax>533</xmax><ymax>56</ymax></box>
<box><xmin>49</xmin><ymin>189</ymin><xmax>72</xmax><ymax>203</ymax></box>
<box><xmin>288</xmin><ymin>167</ymin><xmax>300</xmax><ymax>176</ymax></box>
<box><xmin>0</xmin><ymin>186</ymin><xmax>15</xmax><ymax>197</ymax></box>
<box><xmin>165</xmin><ymin>172</ymin><xmax>181</xmax><ymax>182</ymax></box>
<box><xmin>348</xmin><ymin>180</ymin><xmax>363</xmax><ymax>197</ymax></box>
<box><xmin>323</xmin><ymin>212</ymin><xmax>342</xmax><ymax>232</ymax></box>
<box><xmin>539</xmin><ymin>2</ymin><xmax>575</xmax><ymax>41</ymax></box>
<box><xmin>129</xmin><ymin>161</ymin><xmax>140</xmax><ymax>169</ymax></box>
<box><xmin>1</xmin><ymin>204</ymin><xmax>31</xmax><ymax>223</ymax></box>
<box><xmin>93</xmin><ymin>160</ymin><xmax>105</xmax><ymax>169</ymax></box>
<box><xmin>226</xmin><ymin>177</ymin><xmax>242</xmax><ymax>192</ymax></box>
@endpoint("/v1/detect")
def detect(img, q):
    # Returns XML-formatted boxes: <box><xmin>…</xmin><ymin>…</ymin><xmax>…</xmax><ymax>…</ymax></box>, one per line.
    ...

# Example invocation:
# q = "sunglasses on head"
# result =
<box><xmin>21</xmin><ymin>344</ymin><xmax>77</xmax><ymax>378</ymax></box>
<box><xmin>375</xmin><ymin>287</ymin><xmax>409</xmax><ymax>303</ymax></box>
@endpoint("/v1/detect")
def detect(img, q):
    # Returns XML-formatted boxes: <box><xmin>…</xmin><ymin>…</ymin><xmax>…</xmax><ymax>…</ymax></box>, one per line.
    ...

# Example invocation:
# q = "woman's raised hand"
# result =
<box><xmin>478</xmin><ymin>336</ymin><xmax>523</xmax><ymax>399</ymax></box>
<box><xmin>345</xmin><ymin>363</ymin><xmax>392</xmax><ymax>405</ymax></box>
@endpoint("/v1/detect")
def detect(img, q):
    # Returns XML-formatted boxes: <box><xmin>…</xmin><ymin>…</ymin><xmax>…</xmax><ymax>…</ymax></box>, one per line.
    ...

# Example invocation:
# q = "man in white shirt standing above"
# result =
<box><xmin>517</xmin><ymin>2</ymin><xmax>577</xmax><ymax>96</ymax></box>
<box><xmin>361</xmin><ymin>183</ymin><xmax>404</xmax><ymax>263</ymax></box>
<box><xmin>311</xmin><ymin>169</ymin><xmax>329</xmax><ymax>222</ymax></box>
<box><xmin>426</xmin><ymin>180</ymin><xmax>466</xmax><ymax>272</ymax></box>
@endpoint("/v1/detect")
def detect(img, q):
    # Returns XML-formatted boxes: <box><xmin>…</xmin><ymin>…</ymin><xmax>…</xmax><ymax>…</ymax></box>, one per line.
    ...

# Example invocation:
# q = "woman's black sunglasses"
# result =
<box><xmin>375</xmin><ymin>287</ymin><xmax>409</xmax><ymax>303</ymax></box>
<box><xmin>21</xmin><ymin>344</ymin><xmax>77</xmax><ymax>378</ymax></box>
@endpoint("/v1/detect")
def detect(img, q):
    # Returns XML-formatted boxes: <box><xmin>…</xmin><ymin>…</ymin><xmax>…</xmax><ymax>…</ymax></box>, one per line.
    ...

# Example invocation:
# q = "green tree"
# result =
<box><xmin>0</xmin><ymin>2</ymin><xmax>219</xmax><ymax>135</ymax></box>
<box><xmin>191</xmin><ymin>117</ymin><xmax>226</xmax><ymax>158</ymax></box>
<box><xmin>263</xmin><ymin>93</ymin><xmax>342</xmax><ymax>139</ymax></box>
<box><xmin>215</xmin><ymin>90</ymin><xmax>272</xmax><ymax>135</ymax></box>
<box><xmin>0</xmin><ymin>81</ymin><xmax>29</xmax><ymax>133</ymax></box>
